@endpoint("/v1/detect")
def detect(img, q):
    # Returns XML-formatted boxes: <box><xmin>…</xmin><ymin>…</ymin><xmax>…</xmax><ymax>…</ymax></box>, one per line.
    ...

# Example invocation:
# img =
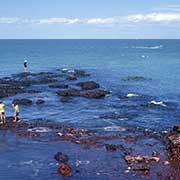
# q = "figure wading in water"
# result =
<box><xmin>24</xmin><ymin>60</ymin><xmax>28</xmax><ymax>72</ymax></box>
<box><xmin>0</xmin><ymin>101</ymin><xmax>6</xmax><ymax>125</ymax></box>
<box><xmin>12</xmin><ymin>102</ymin><xmax>20</xmax><ymax>122</ymax></box>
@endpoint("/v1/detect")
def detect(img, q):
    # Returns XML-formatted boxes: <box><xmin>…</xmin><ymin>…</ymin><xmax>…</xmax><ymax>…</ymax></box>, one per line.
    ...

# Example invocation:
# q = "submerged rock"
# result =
<box><xmin>16</xmin><ymin>131</ymin><xmax>40</xmax><ymax>137</ymax></box>
<box><xmin>57</xmin><ymin>89</ymin><xmax>80</xmax><ymax>97</ymax></box>
<box><xmin>81</xmin><ymin>90</ymin><xmax>110</xmax><ymax>99</ymax></box>
<box><xmin>13</xmin><ymin>98</ymin><xmax>32</xmax><ymax>105</ymax></box>
<box><xmin>122</xmin><ymin>76</ymin><xmax>147</xmax><ymax>81</ymax></box>
<box><xmin>36</xmin><ymin>99</ymin><xmax>45</xmax><ymax>105</ymax></box>
<box><xmin>73</xmin><ymin>69</ymin><xmax>90</xmax><ymax>77</ymax></box>
<box><xmin>54</xmin><ymin>152</ymin><xmax>69</xmax><ymax>163</ymax></box>
<box><xmin>49</xmin><ymin>84</ymin><xmax>68</xmax><ymax>89</ymax></box>
<box><xmin>105</xmin><ymin>144</ymin><xmax>117</xmax><ymax>152</ymax></box>
<box><xmin>76</xmin><ymin>81</ymin><xmax>100</xmax><ymax>90</ymax></box>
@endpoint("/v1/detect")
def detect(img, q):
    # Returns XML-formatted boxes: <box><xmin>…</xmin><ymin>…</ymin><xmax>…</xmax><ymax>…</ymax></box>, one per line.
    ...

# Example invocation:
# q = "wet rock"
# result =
<box><xmin>105</xmin><ymin>144</ymin><xmax>117</xmax><ymax>151</ymax></box>
<box><xmin>57</xmin><ymin>89</ymin><xmax>80</xmax><ymax>97</ymax></box>
<box><xmin>124</xmin><ymin>155</ymin><xmax>135</xmax><ymax>164</ymax></box>
<box><xmin>81</xmin><ymin>90</ymin><xmax>110</xmax><ymax>99</ymax></box>
<box><xmin>166</xmin><ymin>124</ymin><xmax>180</xmax><ymax>163</ymax></box>
<box><xmin>152</xmin><ymin>151</ymin><xmax>159</xmax><ymax>157</ymax></box>
<box><xmin>49</xmin><ymin>84</ymin><xmax>68</xmax><ymax>89</ymax></box>
<box><xmin>66</xmin><ymin>75</ymin><xmax>77</xmax><ymax>81</ymax></box>
<box><xmin>13</xmin><ymin>98</ymin><xmax>32</xmax><ymax>105</ymax></box>
<box><xmin>173</xmin><ymin>124</ymin><xmax>180</xmax><ymax>133</ymax></box>
<box><xmin>0</xmin><ymin>79</ymin><xmax>31</xmax><ymax>87</ymax></box>
<box><xmin>58</xmin><ymin>163</ymin><xmax>72</xmax><ymax>177</ymax></box>
<box><xmin>36</xmin><ymin>99</ymin><xmax>45</xmax><ymax>105</ymax></box>
<box><xmin>76</xmin><ymin>81</ymin><xmax>100</xmax><ymax>90</ymax></box>
<box><xmin>131</xmin><ymin>163</ymin><xmax>150</xmax><ymax>174</ymax></box>
<box><xmin>54</xmin><ymin>152</ymin><xmax>69</xmax><ymax>163</ymax></box>
<box><xmin>124</xmin><ymin>155</ymin><xmax>160</xmax><ymax>165</ymax></box>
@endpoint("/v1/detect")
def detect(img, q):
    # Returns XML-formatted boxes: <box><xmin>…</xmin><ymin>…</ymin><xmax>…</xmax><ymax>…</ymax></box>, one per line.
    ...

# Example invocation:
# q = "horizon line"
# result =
<box><xmin>0</xmin><ymin>38</ymin><xmax>180</xmax><ymax>40</ymax></box>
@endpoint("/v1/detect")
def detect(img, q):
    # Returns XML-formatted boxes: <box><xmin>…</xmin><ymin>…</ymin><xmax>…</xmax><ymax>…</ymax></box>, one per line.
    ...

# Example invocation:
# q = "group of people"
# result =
<box><xmin>0</xmin><ymin>101</ymin><xmax>20</xmax><ymax>125</ymax></box>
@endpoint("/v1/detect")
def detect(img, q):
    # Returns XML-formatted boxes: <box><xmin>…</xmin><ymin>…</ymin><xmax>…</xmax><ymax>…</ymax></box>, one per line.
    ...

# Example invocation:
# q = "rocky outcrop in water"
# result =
<box><xmin>81</xmin><ymin>90</ymin><xmax>110</xmax><ymax>98</ymax></box>
<box><xmin>36</xmin><ymin>99</ymin><xmax>45</xmax><ymax>105</ymax></box>
<box><xmin>57</xmin><ymin>89</ymin><xmax>80</xmax><ymax>97</ymax></box>
<box><xmin>48</xmin><ymin>84</ymin><xmax>68</xmax><ymax>89</ymax></box>
<box><xmin>76</xmin><ymin>81</ymin><xmax>100</xmax><ymax>90</ymax></box>
<box><xmin>13</xmin><ymin>98</ymin><xmax>33</xmax><ymax>105</ymax></box>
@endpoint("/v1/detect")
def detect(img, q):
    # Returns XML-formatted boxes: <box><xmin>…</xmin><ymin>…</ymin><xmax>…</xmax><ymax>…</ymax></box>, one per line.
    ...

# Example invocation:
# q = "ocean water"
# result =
<box><xmin>0</xmin><ymin>39</ymin><xmax>180</xmax><ymax>179</ymax></box>
<box><xmin>0</xmin><ymin>39</ymin><xmax>180</xmax><ymax>129</ymax></box>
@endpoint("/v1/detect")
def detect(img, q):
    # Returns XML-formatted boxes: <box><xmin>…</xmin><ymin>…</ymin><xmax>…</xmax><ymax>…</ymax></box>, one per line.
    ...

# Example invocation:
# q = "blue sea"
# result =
<box><xmin>0</xmin><ymin>39</ymin><xmax>180</xmax><ymax>128</ymax></box>
<box><xmin>0</xmin><ymin>39</ymin><xmax>180</xmax><ymax>179</ymax></box>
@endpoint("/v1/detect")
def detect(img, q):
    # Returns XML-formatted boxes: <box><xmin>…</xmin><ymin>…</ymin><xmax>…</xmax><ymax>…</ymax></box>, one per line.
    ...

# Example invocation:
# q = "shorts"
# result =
<box><xmin>16</xmin><ymin>112</ymin><xmax>19</xmax><ymax>116</ymax></box>
<box><xmin>1</xmin><ymin>112</ymin><xmax>5</xmax><ymax>115</ymax></box>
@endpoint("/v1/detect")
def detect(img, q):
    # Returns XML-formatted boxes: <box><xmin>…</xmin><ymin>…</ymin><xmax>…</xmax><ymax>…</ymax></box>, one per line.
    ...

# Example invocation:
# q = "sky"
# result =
<box><xmin>1</xmin><ymin>0</ymin><xmax>180</xmax><ymax>39</ymax></box>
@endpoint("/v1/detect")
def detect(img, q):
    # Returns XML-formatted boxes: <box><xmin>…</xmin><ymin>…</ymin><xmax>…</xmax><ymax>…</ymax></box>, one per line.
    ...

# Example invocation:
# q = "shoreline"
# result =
<box><xmin>0</xmin><ymin>68</ymin><xmax>179</xmax><ymax>179</ymax></box>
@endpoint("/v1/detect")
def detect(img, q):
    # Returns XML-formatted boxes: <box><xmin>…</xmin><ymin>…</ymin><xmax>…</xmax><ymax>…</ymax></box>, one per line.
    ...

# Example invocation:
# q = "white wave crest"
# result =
<box><xmin>148</xmin><ymin>100</ymin><xmax>167</xmax><ymax>107</ymax></box>
<box><xmin>126</xmin><ymin>93</ymin><xmax>139</xmax><ymax>98</ymax></box>
<box><xmin>104</xmin><ymin>126</ymin><xmax>126</xmax><ymax>132</ymax></box>
<box><xmin>28</xmin><ymin>127</ymin><xmax>51</xmax><ymax>133</ymax></box>
<box><xmin>131</xmin><ymin>45</ymin><xmax>163</xmax><ymax>49</ymax></box>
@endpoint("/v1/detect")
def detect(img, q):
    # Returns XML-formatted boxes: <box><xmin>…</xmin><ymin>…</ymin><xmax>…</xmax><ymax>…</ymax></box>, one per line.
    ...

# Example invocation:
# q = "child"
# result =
<box><xmin>12</xmin><ymin>102</ymin><xmax>20</xmax><ymax>122</ymax></box>
<box><xmin>0</xmin><ymin>101</ymin><xmax>6</xmax><ymax>124</ymax></box>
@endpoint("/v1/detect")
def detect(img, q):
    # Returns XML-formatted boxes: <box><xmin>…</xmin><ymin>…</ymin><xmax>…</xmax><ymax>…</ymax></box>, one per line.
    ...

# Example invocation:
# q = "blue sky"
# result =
<box><xmin>0</xmin><ymin>0</ymin><xmax>180</xmax><ymax>39</ymax></box>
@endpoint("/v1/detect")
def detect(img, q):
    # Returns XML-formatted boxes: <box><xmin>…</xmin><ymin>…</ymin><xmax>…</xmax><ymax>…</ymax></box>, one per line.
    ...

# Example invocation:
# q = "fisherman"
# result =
<box><xmin>24</xmin><ymin>59</ymin><xmax>28</xmax><ymax>72</ymax></box>
<box><xmin>12</xmin><ymin>102</ymin><xmax>20</xmax><ymax>122</ymax></box>
<box><xmin>0</xmin><ymin>101</ymin><xmax>6</xmax><ymax>124</ymax></box>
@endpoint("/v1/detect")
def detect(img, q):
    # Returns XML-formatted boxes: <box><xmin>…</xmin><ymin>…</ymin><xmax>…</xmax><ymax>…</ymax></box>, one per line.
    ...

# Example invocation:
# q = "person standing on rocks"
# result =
<box><xmin>0</xmin><ymin>101</ymin><xmax>6</xmax><ymax>125</ymax></box>
<box><xmin>12</xmin><ymin>102</ymin><xmax>20</xmax><ymax>122</ymax></box>
<box><xmin>24</xmin><ymin>60</ymin><xmax>28</xmax><ymax>72</ymax></box>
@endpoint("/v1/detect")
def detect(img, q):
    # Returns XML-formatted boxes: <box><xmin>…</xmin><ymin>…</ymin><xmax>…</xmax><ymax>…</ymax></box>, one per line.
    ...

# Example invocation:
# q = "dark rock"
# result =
<box><xmin>54</xmin><ymin>152</ymin><xmax>69</xmax><ymax>163</ymax></box>
<box><xmin>81</xmin><ymin>90</ymin><xmax>110</xmax><ymax>99</ymax></box>
<box><xmin>76</xmin><ymin>81</ymin><xmax>100</xmax><ymax>90</ymax></box>
<box><xmin>36</xmin><ymin>99</ymin><xmax>45</xmax><ymax>105</ymax></box>
<box><xmin>166</xmin><ymin>124</ymin><xmax>180</xmax><ymax>163</ymax></box>
<box><xmin>152</xmin><ymin>151</ymin><xmax>159</xmax><ymax>157</ymax></box>
<box><xmin>57</xmin><ymin>89</ymin><xmax>80</xmax><ymax>97</ymax></box>
<box><xmin>105</xmin><ymin>144</ymin><xmax>117</xmax><ymax>151</ymax></box>
<box><xmin>173</xmin><ymin>124</ymin><xmax>180</xmax><ymax>133</ymax></box>
<box><xmin>13</xmin><ymin>98</ymin><xmax>32</xmax><ymax>105</ymax></box>
<box><xmin>58</xmin><ymin>163</ymin><xmax>72</xmax><ymax>177</ymax></box>
<box><xmin>49</xmin><ymin>84</ymin><xmax>68</xmax><ymax>89</ymax></box>
<box><xmin>131</xmin><ymin>163</ymin><xmax>150</xmax><ymax>173</ymax></box>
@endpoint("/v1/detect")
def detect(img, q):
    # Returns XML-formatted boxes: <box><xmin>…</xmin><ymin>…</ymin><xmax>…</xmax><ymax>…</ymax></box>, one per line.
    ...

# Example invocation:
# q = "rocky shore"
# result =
<box><xmin>0</xmin><ymin>68</ymin><xmax>179</xmax><ymax>179</ymax></box>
